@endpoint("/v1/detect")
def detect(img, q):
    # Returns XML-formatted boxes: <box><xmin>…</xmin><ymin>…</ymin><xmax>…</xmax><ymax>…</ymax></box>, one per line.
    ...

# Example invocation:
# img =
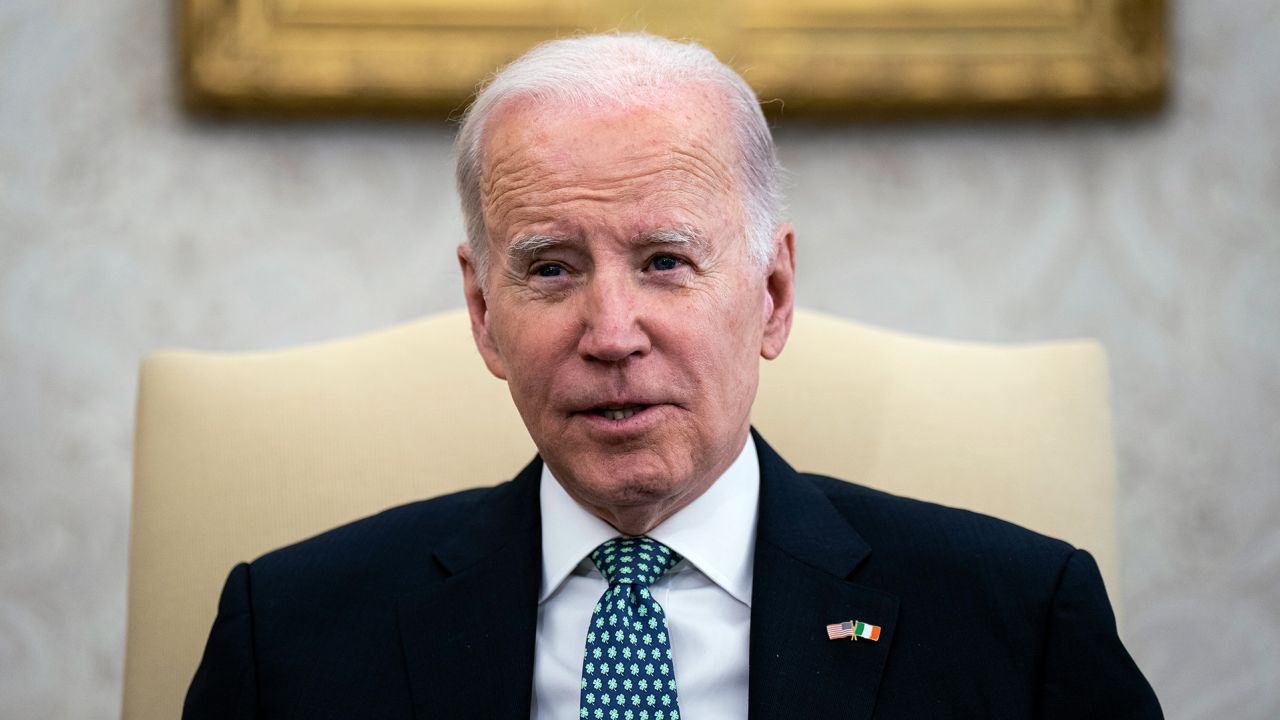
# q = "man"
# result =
<box><xmin>185</xmin><ymin>33</ymin><xmax>1161</xmax><ymax>718</ymax></box>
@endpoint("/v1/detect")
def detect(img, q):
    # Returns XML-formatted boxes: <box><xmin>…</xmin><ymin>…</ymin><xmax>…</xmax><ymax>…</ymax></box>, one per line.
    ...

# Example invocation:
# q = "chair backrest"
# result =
<box><xmin>122</xmin><ymin>308</ymin><xmax>1118</xmax><ymax>719</ymax></box>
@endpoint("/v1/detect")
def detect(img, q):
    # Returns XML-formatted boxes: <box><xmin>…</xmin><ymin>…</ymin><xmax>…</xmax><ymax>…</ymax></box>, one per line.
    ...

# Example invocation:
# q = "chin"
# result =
<box><xmin>558</xmin><ymin>450</ymin><xmax>692</xmax><ymax>509</ymax></box>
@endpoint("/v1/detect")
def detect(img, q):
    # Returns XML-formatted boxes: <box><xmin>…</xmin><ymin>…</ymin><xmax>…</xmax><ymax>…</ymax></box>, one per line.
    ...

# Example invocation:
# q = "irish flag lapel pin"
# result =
<box><xmin>826</xmin><ymin>619</ymin><xmax>882</xmax><ymax>642</ymax></box>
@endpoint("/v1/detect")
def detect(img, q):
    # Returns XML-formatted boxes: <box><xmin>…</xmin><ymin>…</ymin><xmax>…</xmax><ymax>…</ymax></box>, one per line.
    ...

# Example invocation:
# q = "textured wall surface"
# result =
<box><xmin>1</xmin><ymin>1</ymin><xmax>1277</xmax><ymax>718</ymax></box>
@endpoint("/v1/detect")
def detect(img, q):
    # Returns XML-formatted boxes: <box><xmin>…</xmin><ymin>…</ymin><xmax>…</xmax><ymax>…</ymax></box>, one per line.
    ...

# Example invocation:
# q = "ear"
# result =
<box><xmin>457</xmin><ymin>243</ymin><xmax>508</xmax><ymax>380</ymax></box>
<box><xmin>760</xmin><ymin>224</ymin><xmax>795</xmax><ymax>361</ymax></box>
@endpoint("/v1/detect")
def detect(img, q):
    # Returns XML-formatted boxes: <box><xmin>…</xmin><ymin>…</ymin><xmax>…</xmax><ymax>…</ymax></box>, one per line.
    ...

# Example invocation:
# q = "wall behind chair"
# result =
<box><xmin>1</xmin><ymin>1</ymin><xmax>1276</xmax><ymax>717</ymax></box>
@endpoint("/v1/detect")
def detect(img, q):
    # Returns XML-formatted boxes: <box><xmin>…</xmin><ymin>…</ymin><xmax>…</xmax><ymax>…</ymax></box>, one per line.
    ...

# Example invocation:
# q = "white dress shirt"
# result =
<box><xmin>533</xmin><ymin>438</ymin><xmax>760</xmax><ymax>720</ymax></box>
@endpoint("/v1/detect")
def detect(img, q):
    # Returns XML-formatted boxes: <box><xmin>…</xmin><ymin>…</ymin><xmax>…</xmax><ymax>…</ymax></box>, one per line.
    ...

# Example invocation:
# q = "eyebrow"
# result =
<box><xmin>501</xmin><ymin>234</ymin><xmax>572</xmax><ymax>276</ymax></box>
<box><xmin>503</xmin><ymin>225</ymin><xmax>709</xmax><ymax>268</ymax></box>
<box><xmin>633</xmin><ymin>226</ymin><xmax>716</xmax><ymax>262</ymax></box>
<box><xmin>508</xmin><ymin>233</ymin><xmax>568</xmax><ymax>259</ymax></box>
<box><xmin>637</xmin><ymin>226</ymin><xmax>705</xmax><ymax>248</ymax></box>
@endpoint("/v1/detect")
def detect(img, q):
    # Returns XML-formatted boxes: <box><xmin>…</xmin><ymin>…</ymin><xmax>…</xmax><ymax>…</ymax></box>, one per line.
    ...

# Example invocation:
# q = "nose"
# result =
<box><xmin>577</xmin><ymin>272</ymin><xmax>651</xmax><ymax>363</ymax></box>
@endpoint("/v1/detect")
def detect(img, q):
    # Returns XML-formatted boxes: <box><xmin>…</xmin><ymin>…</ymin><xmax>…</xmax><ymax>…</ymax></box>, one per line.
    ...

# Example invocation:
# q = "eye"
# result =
<box><xmin>648</xmin><ymin>255</ymin><xmax>683</xmax><ymax>272</ymax></box>
<box><xmin>535</xmin><ymin>263</ymin><xmax>566</xmax><ymax>277</ymax></box>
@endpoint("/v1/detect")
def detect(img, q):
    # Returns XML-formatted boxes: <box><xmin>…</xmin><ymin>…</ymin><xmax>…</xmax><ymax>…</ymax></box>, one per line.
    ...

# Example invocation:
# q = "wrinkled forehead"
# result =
<box><xmin>476</xmin><ymin>87</ymin><xmax>744</xmax><ymax>211</ymax></box>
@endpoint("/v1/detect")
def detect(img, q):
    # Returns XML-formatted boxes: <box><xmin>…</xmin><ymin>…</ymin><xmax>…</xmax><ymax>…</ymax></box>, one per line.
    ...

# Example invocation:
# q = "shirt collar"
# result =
<box><xmin>539</xmin><ymin>436</ymin><xmax>759</xmax><ymax>607</ymax></box>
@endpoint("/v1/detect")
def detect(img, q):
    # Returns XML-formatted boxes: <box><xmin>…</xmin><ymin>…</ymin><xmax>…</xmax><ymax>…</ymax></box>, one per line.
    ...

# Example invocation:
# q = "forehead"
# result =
<box><xmin>477</xmin><ymin>88</ymin><xmax>742</xmax><ymax>235</ymax></box>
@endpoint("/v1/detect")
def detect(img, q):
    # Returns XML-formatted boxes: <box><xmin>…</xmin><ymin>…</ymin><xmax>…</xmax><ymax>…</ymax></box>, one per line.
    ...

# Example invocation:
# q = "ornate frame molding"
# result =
<box><xmin>181</xmin><ymin>0</ymin><xmax>1166</xmax><ymax>119</ymax></box>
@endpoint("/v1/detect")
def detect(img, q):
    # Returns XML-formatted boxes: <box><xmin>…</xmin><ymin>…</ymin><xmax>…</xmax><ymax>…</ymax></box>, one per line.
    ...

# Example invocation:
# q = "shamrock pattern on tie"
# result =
<box><xmin>579</xmin><ymin>536</ymin><xmax>682</xmax><ymax>720</ymax></box>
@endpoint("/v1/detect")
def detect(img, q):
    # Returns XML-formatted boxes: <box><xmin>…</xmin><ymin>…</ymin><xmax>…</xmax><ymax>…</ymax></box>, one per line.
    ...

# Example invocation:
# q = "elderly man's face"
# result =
<box><xmin>460</xmin><ymin>89</ymin><xmax>794</xmax><ymax>533</ymax></box>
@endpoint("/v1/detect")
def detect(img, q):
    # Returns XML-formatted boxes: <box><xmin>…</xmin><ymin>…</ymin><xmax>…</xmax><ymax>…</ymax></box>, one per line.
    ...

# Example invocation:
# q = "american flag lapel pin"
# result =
<box><xmin>826</xmin><ymin>619</ymin><xmax>881</xmax><ymax>642</ymax></box>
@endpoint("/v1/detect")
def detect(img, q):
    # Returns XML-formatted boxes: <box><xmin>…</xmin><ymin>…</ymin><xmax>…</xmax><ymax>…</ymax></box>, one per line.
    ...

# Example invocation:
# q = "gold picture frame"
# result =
<box><xmin>181</xmin><ymin>0</ymin><xmax>1166</xmax><ymax>119</ymax></box>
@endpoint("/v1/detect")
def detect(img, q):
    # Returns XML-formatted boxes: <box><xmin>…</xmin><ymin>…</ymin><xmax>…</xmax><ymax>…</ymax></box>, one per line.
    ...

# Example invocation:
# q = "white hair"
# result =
<box><xmin>454</xmin><ymin>33</ymin><xmax>784</xmax><ymax>284</ymax></box>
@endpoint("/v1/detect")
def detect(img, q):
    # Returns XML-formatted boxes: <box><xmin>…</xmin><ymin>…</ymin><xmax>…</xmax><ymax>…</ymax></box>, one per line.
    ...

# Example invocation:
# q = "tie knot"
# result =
<box><xmin>590</xmin><ymin>536</ymin><xmax>681</xmax><ymax>587</ymax></box>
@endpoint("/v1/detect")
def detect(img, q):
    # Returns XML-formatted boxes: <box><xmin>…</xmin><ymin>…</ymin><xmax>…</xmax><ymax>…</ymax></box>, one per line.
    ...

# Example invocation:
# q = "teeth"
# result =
<box><xmin>600</xmin><ymin>407</ymin><xmax>639</xmax><ymax>420</ymax></box>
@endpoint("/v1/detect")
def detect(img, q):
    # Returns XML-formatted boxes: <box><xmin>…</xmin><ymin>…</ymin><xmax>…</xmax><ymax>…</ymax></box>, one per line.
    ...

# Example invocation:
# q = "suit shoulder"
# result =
<box><xmin>803</xmin><ymin>473</ymin><xmax>1077</xmax><ymax>576</ymax></box>
<box><xmin>260</xmin><ymin>483</ymin><xmax>498</xmax><ymax>558</ymax></box>
<box><xmin>246</xmin><ymin>480</ymin><xmax>521</xmax><ymax>595</ymax></box>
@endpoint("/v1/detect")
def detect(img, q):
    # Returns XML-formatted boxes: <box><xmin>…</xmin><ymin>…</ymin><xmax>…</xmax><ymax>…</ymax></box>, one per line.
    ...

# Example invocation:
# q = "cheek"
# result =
<box><xmin>722</xmin><ymin>279</ymin><xmax>767</xmax><ymax>348</ymax></box>
<box><xmin>500</xmin><ymin>329</ymin><xmax>548</xmax><ymax>377</ymax></box>
<box><xmin>686</xmin><ymin>313</ymin><xmax>761</xmax><ymax>396</ymax></box>
<box><xmin>492</xmin><ymin>313</ymin><xmax>571</xmax><ymax>392</ymax></box>
<box><xmin>717</xmin><ymin>284</ymin><xmax>767</xmax><ymax>386</ymax></box>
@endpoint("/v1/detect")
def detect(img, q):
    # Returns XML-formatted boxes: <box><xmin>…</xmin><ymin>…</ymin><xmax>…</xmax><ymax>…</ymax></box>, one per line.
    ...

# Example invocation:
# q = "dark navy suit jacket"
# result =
<box><xmin>185</xmin><ymin>433</ymin><xmax>1161</xmax><ymax>718</ymax></box>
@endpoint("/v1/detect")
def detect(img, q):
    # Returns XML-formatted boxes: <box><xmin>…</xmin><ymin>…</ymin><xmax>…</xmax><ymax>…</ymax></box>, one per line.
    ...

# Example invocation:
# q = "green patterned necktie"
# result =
<box><xmin>579</xmin><ymin>536</ymin><xmax>683</xmax><ymax>720</ymax></box>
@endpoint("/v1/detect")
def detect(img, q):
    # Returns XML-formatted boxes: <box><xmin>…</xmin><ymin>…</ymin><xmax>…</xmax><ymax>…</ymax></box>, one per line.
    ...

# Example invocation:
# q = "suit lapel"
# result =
<box><xmin>393</xmin><ymin>436</ymin><xmax>900</xmax><ymax>718</ymax></box>
<box><xmin>749</xmin><ymin>433</ymin><xmax>899</xmax><ymax>720</ymax></box>
<box><xmin>397</xmin><ymin>459</ymin><xmax>543</xmax><ymax>719</ymax></box>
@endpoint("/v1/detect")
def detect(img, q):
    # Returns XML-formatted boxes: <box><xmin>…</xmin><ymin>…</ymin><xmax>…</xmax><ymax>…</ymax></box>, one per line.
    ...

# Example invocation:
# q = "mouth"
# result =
<box><xmin>589</xmin><ymin>404</ymin><xmax>651</xmax><ymax>421</ymax></box>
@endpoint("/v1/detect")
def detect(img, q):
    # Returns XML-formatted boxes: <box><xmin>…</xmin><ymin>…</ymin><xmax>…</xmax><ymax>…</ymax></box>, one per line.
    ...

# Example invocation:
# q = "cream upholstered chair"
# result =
<box><xmin>123</xmin><ymin>308</ymin><xmax>1119</xmax><ymax>719</ymax></box>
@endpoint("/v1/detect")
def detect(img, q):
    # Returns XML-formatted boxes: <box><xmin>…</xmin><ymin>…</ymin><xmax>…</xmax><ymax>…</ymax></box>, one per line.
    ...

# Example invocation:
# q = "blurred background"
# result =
<box><xmin>1</xmin><ymin>0</ymin><xmax>1277</xmax><ymax>717</ymax></box>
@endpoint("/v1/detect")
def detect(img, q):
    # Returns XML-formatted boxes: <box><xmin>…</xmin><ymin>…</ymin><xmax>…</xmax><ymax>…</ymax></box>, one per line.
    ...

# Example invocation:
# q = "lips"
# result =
<box><xmin>591</xmin><ymin>404</ymin><xmax>650</xmax><ymax>420</ymax></box>
<box><xmin>565</xmin><ymin>392</ymin><xmax>669</xmax><ymax>424</ymax></box>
